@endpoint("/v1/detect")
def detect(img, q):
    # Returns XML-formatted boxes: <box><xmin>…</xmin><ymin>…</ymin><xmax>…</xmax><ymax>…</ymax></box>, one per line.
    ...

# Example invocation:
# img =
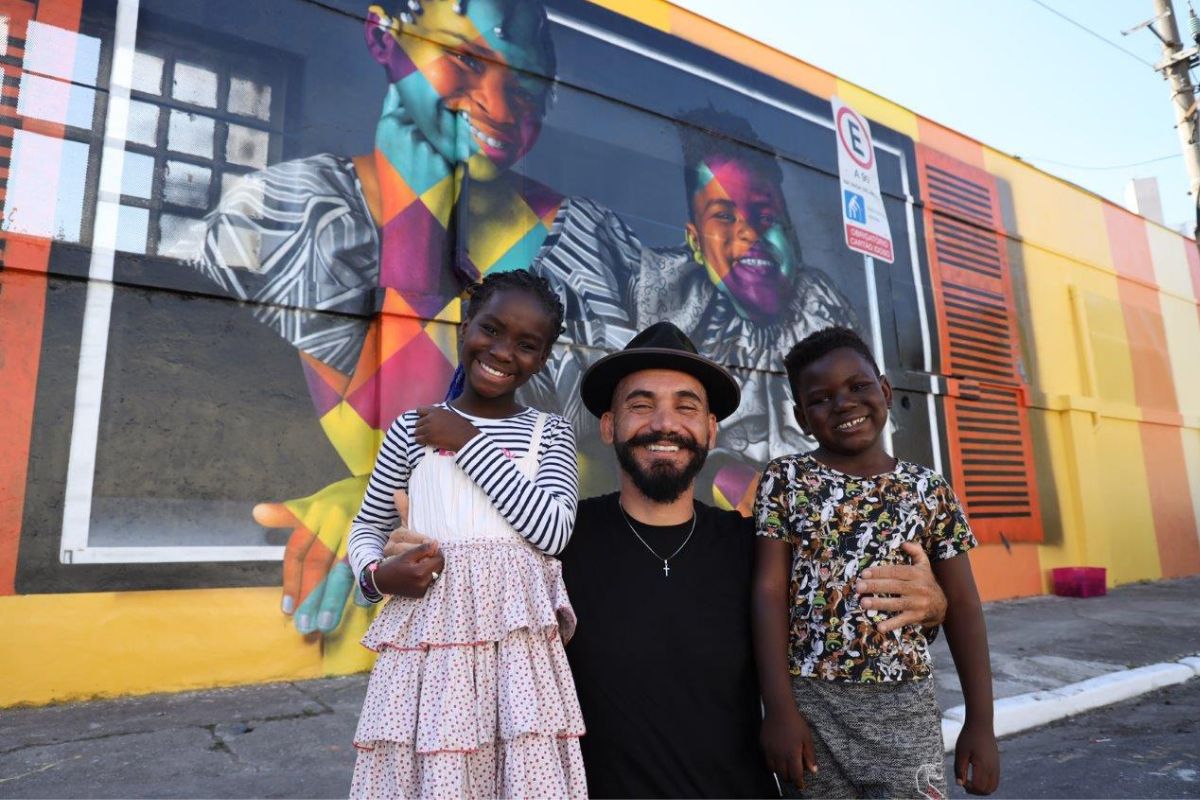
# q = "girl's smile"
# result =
<box><xmin>454</xmin><ymin>288</ymin><xmax>554</xmax><ymax>417</ymax></box>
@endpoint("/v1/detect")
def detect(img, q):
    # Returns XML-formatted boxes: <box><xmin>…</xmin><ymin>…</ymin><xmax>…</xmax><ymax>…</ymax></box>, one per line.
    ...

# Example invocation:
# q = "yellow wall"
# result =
<box><xmin>0</xmin><ymin>589</ymin><xmax>377</xmax><ymax>706</ymax></box>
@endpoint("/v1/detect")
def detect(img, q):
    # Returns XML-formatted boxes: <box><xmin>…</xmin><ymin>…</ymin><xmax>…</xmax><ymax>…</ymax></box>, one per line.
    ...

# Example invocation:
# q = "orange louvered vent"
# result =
<box><xmin>916</xmin><ymin>146</ymin><xmax>1043</xmax><ymax>543</ymax></box>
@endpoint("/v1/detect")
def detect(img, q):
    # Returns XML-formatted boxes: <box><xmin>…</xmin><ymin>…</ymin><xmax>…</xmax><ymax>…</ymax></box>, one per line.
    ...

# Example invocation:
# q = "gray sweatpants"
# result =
<box><xmin>783</xmin><ymin>676</ymin><xmax>947</xmax><ymax>800</ymax></box>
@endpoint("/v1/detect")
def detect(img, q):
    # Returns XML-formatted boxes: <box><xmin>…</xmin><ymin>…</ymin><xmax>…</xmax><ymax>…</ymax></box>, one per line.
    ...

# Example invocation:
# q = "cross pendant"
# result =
<box><xmin>663</xmin><ymin>560</ymin><xmax>670</xmax><ymax>577</ymax></box>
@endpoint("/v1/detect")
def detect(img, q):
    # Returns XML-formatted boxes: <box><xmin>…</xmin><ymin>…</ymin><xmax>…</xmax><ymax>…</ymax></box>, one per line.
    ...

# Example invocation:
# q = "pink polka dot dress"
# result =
<box><xmin>351</xmin><ymin>415</ymin><xmax>586</xmax><ymax>799</ymax></box>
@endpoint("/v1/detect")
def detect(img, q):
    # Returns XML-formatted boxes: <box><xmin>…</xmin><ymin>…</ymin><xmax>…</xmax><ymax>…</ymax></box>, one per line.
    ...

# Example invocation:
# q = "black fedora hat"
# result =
<box><xmin>580</xmin><ymin>322</ymin><xmax>740</xmax><ymax>420</ymax></box>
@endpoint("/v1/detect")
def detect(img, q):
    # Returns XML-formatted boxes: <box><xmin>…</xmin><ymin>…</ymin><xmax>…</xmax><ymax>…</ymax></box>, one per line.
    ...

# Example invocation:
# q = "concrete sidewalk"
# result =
<box><xmin>3</xmin><ymin>575</ymin><xmax>1198</xmax><ymax>799</ymax></box>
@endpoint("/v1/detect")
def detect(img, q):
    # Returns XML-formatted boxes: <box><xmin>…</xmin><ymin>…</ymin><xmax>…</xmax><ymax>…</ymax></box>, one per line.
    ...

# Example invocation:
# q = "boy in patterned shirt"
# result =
<box><xmin>752</xmin><ymin>326</ymin><xmax>999</xmax><ymax>799</ymax></box>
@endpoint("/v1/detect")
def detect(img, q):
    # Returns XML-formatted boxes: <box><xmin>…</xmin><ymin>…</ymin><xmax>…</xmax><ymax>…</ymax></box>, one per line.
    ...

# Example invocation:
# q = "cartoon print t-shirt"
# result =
<box><xmin>754</xmin><ymin>454</ymin><xmax>977</xmax><ymax>683</ymax></box>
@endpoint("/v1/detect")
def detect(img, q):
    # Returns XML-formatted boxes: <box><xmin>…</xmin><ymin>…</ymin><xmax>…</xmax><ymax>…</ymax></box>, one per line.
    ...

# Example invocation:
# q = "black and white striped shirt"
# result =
<box><xmin>347</xmin><ymin>406</ymin><xmax>579</xmax><ymax>577</ymax></box>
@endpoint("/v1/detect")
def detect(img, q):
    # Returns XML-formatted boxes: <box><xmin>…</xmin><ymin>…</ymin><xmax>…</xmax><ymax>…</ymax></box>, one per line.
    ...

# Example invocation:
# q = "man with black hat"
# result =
<box><xmin>562</xmin><ymin>320</ymin><xmax>777</xmax><ymax>798</ymax></box>
<box><xmin>379</xmin><ymin>321</ymin><xmax>947</xmax><ymax>798</ymax></box>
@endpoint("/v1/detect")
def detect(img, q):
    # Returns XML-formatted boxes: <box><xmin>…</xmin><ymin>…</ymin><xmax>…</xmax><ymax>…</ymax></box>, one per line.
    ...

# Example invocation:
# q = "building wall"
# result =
<box><xmin>1</xmin><ymin>0</ymin><xmax>1198</xmax><ymax>706</ymax></box>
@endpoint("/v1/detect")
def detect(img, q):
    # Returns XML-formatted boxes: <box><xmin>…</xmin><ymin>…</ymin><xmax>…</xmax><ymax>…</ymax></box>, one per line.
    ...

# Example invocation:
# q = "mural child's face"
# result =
<box><xmin>686</xmin><ymin>155</ymin><xmax>797</xmax><ymax>324</ymax></box>
<box><xmin>369</xmin><ymin>0</ymin><xmax>552</xmax><ymax>181</ymax></box>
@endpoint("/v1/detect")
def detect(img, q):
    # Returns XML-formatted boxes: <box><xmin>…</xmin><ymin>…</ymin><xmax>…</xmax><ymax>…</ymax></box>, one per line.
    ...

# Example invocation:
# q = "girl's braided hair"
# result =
<box><xmin>464</xmin><ymin>268</ymin><xmax>565</xmax><ymax>338</ymax></box>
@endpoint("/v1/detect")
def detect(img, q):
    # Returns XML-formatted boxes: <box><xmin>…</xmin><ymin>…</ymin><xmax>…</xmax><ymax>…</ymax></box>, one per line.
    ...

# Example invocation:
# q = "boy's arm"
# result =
<box><xmin>752</xmin><ymin>537</ymin><xmax>818</xmax><ymax>788</ymax></box>
<box><xmin>933</xmin><ymin>554</ymin><xmax>1000</xmax><ymax>795</ymax></box>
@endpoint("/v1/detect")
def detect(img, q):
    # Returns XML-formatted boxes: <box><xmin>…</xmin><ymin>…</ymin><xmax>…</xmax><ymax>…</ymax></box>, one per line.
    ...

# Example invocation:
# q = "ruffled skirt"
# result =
<box><xmin>350</xmin><ymin>539</ymin><xmax>586</xmax><ymax>799</ymax></box>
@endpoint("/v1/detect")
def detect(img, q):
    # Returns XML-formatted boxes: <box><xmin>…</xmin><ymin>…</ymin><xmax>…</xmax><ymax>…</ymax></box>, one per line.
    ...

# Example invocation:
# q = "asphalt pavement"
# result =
<box><xmin>945</xmin><ymin>679</ymin><xmax>1200</xmax><ymax>799</ymax></box>
<box><xmin>2</xmin><ymin>575</ymin><xmax>1198</xmax><ymax>799</ymax></box>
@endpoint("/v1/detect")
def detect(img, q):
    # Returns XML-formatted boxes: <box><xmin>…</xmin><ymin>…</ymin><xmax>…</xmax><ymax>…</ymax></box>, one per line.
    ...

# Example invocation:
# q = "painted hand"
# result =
<box><xmin>376</xmin><ymin>77</ymin><xmax>473</xmax><ymax>193</ymax></box>
<box><xmin>855</xmin><ymin>541</ymin><xmax>948</xmax><ymax>633</ymax></box>
<box><xmin>255</xmin><ymin>474</ymin><xmax>371</xmax><ymax>635</ymax></box>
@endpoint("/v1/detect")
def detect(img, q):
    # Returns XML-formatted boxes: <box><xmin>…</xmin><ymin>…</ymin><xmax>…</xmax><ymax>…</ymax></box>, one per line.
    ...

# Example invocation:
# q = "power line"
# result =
<box><xmin>1023</xmin><ymin>152</ymin><xmax>1181</xmax><ymax>170</ymax></box>
<box><xmin>1027</xmin><ymin>0</ymin><xmax>1158</xmax><ymax>69</ymax></box>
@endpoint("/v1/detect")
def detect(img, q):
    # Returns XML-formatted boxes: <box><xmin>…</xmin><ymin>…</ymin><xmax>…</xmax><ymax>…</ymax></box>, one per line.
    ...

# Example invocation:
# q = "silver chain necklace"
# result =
<box><xmin>618</xmin><ymin>503</ymin><xmax>697</xmax><ymax>577</ymax></box>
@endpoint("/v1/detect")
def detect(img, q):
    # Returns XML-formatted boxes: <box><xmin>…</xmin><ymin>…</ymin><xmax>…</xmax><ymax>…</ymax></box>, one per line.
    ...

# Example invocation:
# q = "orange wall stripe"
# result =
<box><xmin>1186</xmin><ymin>242</ymin><xmax>1200</xmax><ymax>316</ymax></box>
<box><xmin>1103</xmin><ymin>208</ymin><xmax>1182</xmax><ymax>419</ymax></box>
<box><xmin>665</xmin><ymin>7</ymin><xmax>837</xmax><ymax>101</ymax></box>
<box><xmin>915</xmin><ymin>118</ymin><xmax>986</xmax><ymax>170</ymax></box>
<box><xmin>0</xmin><ymin>0</ymin><xmax>85</xmax><ymax>595</ymax></box>
<box><xmin>1102</xmin><ymin>207</ymin><xmax>1199</xmax><ymax>577</ymax></box>
<box><xmin>1139</xmin><ymin>422</ymin><xmax>1200</xmax><ymax>577</ymax></box>
<box><xmin>0</xmin><ymin>239</ymin><xmax>51</xmax><ymax>595</ymax></box>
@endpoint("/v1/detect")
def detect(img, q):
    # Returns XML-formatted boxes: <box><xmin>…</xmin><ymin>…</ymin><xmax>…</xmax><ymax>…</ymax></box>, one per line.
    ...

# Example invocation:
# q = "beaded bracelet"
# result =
<box><xmin>358</xmin><ymin>558</ymin><xmax>385</xmax><ymax>604</ymax></box>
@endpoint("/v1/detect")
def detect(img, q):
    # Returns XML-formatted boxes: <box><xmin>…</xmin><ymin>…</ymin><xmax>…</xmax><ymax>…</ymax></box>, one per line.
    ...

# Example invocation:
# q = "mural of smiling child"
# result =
<box><xmin>629</xmin><ymin>108</ymin><xmax>860</xmax><ymax>510</ymax></box>
<box><xmin>188</xmin><ymin>0</ymin><xmax>638</xmax><ymax>637</ymax></box>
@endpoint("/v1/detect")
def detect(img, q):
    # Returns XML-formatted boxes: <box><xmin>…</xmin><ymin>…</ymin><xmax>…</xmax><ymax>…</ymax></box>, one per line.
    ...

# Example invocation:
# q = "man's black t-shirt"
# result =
<box><xmin>560</xmin><ymin>492</ymin><xmax>777</xmax><ymax>799</ymax></box>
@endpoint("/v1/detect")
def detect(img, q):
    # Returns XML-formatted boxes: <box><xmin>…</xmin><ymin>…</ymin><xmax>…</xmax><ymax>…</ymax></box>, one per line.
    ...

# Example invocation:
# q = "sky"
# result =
<box><xmin>670</xmin><ymin>0</ymin><xmax>1193</xmax><ymax>235</ymax></box>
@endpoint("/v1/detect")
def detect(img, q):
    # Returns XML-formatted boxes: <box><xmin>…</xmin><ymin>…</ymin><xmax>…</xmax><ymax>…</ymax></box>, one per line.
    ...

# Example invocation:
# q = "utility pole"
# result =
<box><xmin>1144</xmin><ymin>1</ymin><xmax>1200</xmax><ymax>235</ymax></box>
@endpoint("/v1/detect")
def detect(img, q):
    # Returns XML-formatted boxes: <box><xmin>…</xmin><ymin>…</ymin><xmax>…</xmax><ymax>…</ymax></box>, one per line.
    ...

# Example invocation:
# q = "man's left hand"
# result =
<box><xmin>855</xmin><ymin>541</ymin><xmax>947</xmax><ymax>633</ymax></box>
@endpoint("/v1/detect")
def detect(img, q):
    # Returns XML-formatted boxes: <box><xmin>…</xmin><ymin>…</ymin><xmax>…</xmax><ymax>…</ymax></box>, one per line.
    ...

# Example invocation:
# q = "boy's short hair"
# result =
<box><xmin>784</xmin><ymin>326</ymin><xmax>880</xmax><ymax>395</ymax></box>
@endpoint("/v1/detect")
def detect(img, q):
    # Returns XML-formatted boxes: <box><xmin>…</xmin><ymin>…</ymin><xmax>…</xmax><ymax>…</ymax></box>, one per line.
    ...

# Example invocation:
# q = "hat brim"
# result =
<box><xmin>580</xmin><ymin>347</ymin><xmax>741</xmax><ymax>421</ymax></box>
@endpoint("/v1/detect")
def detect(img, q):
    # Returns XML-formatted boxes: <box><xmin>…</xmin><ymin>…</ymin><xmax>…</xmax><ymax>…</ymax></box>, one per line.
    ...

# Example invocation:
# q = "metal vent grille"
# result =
<box><xmin>917</xmin><ymin>146</ymin><xmax>1043</xmax><ymax>543</ymax></box>
<box><xmin>926</xmin><ymin>164</ymin><xmax>994</xmax><ymax>226</ymax></box>
<box><xmin>955</xmin><ymin>385</ymin><xmax>1035</xmax><ymax>520</ymax></box>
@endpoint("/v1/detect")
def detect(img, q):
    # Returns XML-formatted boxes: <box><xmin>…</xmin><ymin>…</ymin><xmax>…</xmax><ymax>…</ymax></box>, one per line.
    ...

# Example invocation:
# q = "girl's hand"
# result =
<box><xmin>760</xmin><ymin>708</ymin><xmax>819</xmax><ymax>789</ymax></box>
<box><xmin>374</xmin><ymin>544</ymin><xmax>444</xmax><ymax>598</ymax></box>
<box><xmin>414</xmin><ymin>406</ymin><xmax>480</xmax><ymax>452</ymax></box>
<box><xmin>955</xmin><ymin>719</ymin><xmax>1000</xmax><ymax>795</ymax></box>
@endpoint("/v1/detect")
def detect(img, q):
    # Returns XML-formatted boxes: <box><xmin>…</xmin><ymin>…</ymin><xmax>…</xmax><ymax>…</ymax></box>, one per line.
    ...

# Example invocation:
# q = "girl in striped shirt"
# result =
<box><xmin>347</xmin><ymin>269</ymin><xmax>585</xmax><ymax>798</ymax></box>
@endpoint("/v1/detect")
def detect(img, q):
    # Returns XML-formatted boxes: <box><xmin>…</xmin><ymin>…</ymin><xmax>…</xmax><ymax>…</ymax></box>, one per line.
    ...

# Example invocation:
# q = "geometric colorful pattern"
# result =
<box><xmin>277</xmin><ymin>8</ymin><xmax>570</xmax><ymax>634</ymax></box>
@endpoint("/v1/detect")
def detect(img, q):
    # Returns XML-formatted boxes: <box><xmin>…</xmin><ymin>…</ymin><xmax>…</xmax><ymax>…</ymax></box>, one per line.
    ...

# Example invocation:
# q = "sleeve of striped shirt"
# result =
<box><xmin>347</xmin><ymin>415</ymin><xmax>413</xmax><ymax>578</ymax></box>
<box><xmin>453</xmin><ymin>414</ymin><xmax>579</xmax><ymax>556</ymax></box>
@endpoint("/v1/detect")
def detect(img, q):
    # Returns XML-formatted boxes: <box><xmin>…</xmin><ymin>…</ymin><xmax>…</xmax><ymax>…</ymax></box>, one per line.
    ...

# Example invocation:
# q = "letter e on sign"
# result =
<box><xmin>836</xmin><ymin>105</ymin><xmax>874</xmax><ymax>170</ymax></box>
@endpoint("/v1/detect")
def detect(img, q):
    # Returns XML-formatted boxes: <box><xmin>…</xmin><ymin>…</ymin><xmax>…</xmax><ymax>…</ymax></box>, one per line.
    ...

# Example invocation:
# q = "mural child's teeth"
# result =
<box><xmin>837</xmin><ymin>416</ymin><xmax>867</xmax><ymax>431</ymax></box>
<box><xmin>468</xmin><ymin>121</ymin><xmax>507</xmax><ymax>150</ymax></box>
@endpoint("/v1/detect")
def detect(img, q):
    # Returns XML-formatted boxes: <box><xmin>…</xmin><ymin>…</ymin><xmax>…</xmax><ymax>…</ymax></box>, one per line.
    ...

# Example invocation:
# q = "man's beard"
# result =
<box><xmin>614</xmin><ymin>431</ymin><xmax>709</xmax><ymax>504</ymax></box>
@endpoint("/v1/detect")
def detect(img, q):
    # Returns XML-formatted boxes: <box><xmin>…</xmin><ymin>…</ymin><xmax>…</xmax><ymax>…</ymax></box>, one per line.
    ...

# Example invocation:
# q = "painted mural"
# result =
<box><xmin>2</xmin><ymin>0</ymin><xmax>1199</xmax><ymax>706</ymax></box>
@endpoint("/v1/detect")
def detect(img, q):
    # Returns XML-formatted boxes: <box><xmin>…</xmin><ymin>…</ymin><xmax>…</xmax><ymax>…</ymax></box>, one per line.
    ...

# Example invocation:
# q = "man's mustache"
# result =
<box><xmin>623</xmin><ymin>431</ymin><xmax>702</xmax><ymax>453</ymax></box>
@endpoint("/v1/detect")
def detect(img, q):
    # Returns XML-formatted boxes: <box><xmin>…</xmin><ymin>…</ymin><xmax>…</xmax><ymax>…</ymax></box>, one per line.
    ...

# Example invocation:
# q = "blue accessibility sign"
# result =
<box><xmin>843</xmin><ymin>190</ymin><xmax>866</xmax><ymax>224</ymax></box>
